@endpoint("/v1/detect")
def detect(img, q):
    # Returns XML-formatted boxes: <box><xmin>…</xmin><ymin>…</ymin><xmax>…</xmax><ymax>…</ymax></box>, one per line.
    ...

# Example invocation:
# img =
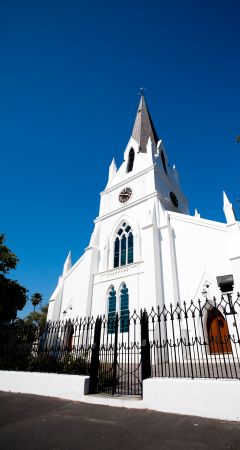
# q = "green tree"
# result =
<box><xmin>31</xmin><ymin>292</ymin><xmax>42</xmax><ymax>312</ymax></box>
<box><xmin>236</xmin><ymin>136</ymin><xmax>240</xmax><ymax>143</ymax></box>
<box><xmin>0</xmin><ymin>234</ymin><xmax>28</xmax><ymax>323</ymax></box>
<box><xmin>24</xmin><ymin>304</ymin><xmax>48</xmax><ymax>328</ymax></box>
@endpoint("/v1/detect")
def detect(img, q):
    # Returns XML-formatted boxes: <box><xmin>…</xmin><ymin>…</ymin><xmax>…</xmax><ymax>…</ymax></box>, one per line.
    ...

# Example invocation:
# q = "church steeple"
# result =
<box><xmin>131</xmin><ymin>94</ymin><xmax>159</xmax><ymax>153</ymax></box>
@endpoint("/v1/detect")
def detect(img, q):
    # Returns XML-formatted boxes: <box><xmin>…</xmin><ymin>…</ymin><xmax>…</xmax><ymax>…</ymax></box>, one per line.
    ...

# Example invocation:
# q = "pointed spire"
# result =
<box><xmin>131</xmin><ymin>94</ymin><xmax>159</xmax><ymax>153</ymax></box>
<box><xmin>223</xmin><ymin>191</ymin><xmax>236</xmax><ymax>224</ymax></box>
<box><xmin>63</xmin><ymin>251</ymin><xmax>72</xmax><ymax>275</ymax></box>
<box><xmin>108</xmin><ymin>158</ymin><xmax>117</xmax><ymax>184</ymax></box>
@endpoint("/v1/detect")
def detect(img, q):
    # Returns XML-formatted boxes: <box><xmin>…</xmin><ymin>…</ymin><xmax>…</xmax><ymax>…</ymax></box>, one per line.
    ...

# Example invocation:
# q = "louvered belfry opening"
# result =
<box><xmin>127</xmin><ymin>148</ymin><xmax>135</xmax><ymax>172</ymax></box>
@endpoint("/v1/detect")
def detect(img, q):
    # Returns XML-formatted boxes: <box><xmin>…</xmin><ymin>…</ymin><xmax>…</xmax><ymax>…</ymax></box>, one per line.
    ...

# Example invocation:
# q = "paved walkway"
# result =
<box><xmin>0</xmin><ymin>392</ymin><xmax>240</xmax><ymax>450</ymax></box>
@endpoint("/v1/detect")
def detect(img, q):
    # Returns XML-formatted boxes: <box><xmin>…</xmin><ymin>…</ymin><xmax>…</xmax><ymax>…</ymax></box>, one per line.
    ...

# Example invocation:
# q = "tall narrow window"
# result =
<box><xmin>114</xmin><ymin>237</ymin><xmax>120</xmax><ymax>268</ymax></box>
<box><xmin>127</xmin><ymin>148</ymin><xmax>135</xmax><ymax>173</ymax></box>
<box><xmin>161</xmin><ymin>150</ymin><xmax>167</xmax><ymax>175</ymax></box>
<box><xmin>121</xmin><ymin>235</ymin><xmax>126</xmax><ymax>266</ymax></box>
<box><xmin>113</xmin><ymin>223</ymin><xmax>134</xmax><ymax>268</ymax></box>
<box><xmin>128</xmin><ymin>232</ymin><xmax>133</xmax><ymax>264</ymax></box>
<box><xmin>108</xmin><ymin>287</ymin><xmax>116</xmax><ymax>334</ymax></box>
<box><xmin>120</xmin><ymin>283</ymin><xmax>129</xmax><ymax>333</ymax></box>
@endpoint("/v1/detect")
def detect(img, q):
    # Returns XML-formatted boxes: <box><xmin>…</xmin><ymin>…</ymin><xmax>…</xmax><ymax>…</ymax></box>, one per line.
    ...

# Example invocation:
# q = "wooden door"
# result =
<box><xmin>207</xmin><ymin>308</ymin><xmax>232</xmax><ymax>354</ymax></box>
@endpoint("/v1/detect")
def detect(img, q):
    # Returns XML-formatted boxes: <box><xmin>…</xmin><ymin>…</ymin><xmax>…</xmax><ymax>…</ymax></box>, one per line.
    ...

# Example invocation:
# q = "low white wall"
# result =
<box><xmin>143</xmin><ymin>378</ymin><xmax>240</xmax><ymax>421</ymax></box>
<box><xmin>0</xmin><ymin>371</ymin><xmax>89</xmax><ymax>402</ymax></box>
<box><xmin>1</xmin><ymin>371</ymin><xmax>240</xmax><ymax>421</ymax></box>
<box><xmin>0</xmin><ymin>371</ymin><xmax>143</xmax><ymax>409</ymax></box>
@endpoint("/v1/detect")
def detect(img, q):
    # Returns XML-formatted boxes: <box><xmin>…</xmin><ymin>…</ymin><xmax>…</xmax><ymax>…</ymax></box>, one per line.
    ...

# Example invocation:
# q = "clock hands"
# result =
<box><xmin>119</xmin><ymin>187</ymin><xmax>132</xmax><ymax>203</ymax></box>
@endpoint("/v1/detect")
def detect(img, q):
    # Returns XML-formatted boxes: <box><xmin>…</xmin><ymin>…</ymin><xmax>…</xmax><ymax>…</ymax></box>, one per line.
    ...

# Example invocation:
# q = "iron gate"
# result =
<box><xmin>89</xmin><ymin>310</ymin><xmax>150</xmax><ymax>396</ymax></box>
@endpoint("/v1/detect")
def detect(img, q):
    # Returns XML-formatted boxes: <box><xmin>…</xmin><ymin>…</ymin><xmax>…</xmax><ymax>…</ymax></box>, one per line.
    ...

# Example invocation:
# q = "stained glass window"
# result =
<box><xmin>121</xmin><ymin>235</ymin><xmax>126</xmax><ymax>266</ymax></box>
<box><xmin>113</xmin><ymin>224</ymin><xmax>134</xmax><ymax>268</ymax></box>
<box><xmin>108</xmin><ymin>287</ymin><xmax>116</xmax><ymax>334</ymax></box>
<box><xmin>114</xmin><ymin>237</ymin><xmax>120</xmax><ymax>268</ymax></box>
<box><xmin>120</xmin><ymin>283</ymin><xmax>129</xmax><ymax>333</ymax></box>
<box><xmin>128</xmin><ymin>232</ymin><xmax>133</xmax><ymax>264</ymax></box>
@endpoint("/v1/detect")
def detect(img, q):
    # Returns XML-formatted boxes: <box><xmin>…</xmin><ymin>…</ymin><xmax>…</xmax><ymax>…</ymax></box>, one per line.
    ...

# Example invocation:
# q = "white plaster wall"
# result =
<box><xmin>143</xmin><ymin>378</ymin><xmax>240</xmax><ymax>421</ymax></box>
<box><xmin>53</xmin><ymin>249</ymin><xmax>98</xmax><ymax>321</ymax></box>
<box><xmin>99</xmin><ymin>167</ymin><xmax>156</xmax><ymax>219</ymax></box>
<box><xmin>169</xmin><ymin>213</ymin><xmax>231</xmax><ymax>302</ymax></box>
<box><xmin>0</xmin><ymin>371</ymin><xmax>144</xmax><ymax>409</ymax></box>
<box><xmin>0</xmin><ymin>371</ymin><xmax>89</xmax><ymax>401</ymax></box>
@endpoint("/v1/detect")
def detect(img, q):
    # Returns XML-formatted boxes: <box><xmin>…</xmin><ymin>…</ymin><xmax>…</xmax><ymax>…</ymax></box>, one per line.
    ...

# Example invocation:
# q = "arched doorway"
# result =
<box><xmin>64</xmin><ymin>321</ymin><xmax>74</xmax><ymax>351</ymax></box>
<box><xmin>207</xmin><ymin>308</ymin><xmax>232</xmax><ymax>354</ymax></box>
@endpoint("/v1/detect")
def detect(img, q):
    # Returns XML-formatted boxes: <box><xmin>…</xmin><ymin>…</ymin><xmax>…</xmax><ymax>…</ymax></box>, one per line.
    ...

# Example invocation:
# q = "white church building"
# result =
<box><xmin>47</xmin><ymin>94</ymin><xmax>240</xmax><ymax>326</ymax></box>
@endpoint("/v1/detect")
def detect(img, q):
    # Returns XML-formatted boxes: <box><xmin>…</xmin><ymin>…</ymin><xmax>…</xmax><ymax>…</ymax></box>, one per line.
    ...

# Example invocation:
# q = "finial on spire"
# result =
<box><xmin>139</xmin><ymin>87</ymin><xmax>146</xmax><ymax>97</ymax></box>
<box><xmin>132</xmin><ymin>92</ymin><xmax>158</xmax><ymax>153</ymax></box>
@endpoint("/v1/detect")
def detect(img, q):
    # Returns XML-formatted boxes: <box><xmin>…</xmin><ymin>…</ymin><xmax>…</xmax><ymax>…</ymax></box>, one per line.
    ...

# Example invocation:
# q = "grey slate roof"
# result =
<box><xmin>131</xmin><ymin>95</ymin><xmax>159</xmax><ymax>153</ymax></box>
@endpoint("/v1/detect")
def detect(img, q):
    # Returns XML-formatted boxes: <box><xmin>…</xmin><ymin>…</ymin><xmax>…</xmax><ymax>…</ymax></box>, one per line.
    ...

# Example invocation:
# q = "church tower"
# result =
<box><xmin>100</xmin><ymin>93</ymin><xmax>189</xmax><ymax>219</ymax></box>
<box><xmin>47</xmin><ymin>94</ymin><xmax>189</xmax><ymax>321</ymax></box>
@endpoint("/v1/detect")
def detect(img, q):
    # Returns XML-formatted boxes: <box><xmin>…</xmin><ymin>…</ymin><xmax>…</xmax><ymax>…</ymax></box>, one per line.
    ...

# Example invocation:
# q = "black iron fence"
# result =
<box><xmin>1</xmin><ymin>294</ymin><xmax>240</xmax><ymax>396</ymax></box>
<box><xmin>0</xmin><ymin>317</ymin><xmax>94</xmax><ymax>375</ymax></box>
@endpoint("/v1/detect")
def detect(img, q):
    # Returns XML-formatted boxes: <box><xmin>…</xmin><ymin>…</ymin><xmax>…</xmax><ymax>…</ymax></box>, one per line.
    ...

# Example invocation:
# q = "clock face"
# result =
<box><xmin>119</xmin><ymin>187</ymin><xmax>132</xmax><ymax>203</ymax></box>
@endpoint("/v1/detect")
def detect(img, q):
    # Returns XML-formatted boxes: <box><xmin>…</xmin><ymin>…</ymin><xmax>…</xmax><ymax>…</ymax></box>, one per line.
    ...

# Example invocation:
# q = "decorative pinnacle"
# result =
<box><xmin>139</xmin><ymin>87</ymin><xmax>146</xmax><ymax>96</ymax></box>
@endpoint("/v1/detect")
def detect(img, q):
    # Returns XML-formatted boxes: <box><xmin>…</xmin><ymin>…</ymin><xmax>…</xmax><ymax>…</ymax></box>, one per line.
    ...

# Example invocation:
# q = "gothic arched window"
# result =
<box><xmin>108</xmin><ymin>287</ymin><xmax>116</xmax><ymax>334</ymax></box>
<box><xmin>120</xmin><ymin>283</ymin><xmax>129</xmax><ymax>333</ymax></box>
<box><xmin>161</xmin><ymin>150</ymin><xmax>167</xmax><ymax>175</ymax></box>
<box><xmin>113</xmin><ymin>223</ymin><xmax>134</xmax><ymax>268</ymax></box>
<box><xmin>127</xmin><ymin>148</ymin><xmax>135</xmax><ymax>173</ymax></box>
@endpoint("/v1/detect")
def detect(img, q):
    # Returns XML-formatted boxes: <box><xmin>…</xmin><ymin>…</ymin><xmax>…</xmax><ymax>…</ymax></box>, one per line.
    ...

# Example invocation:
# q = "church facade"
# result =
<box><xmin>47</xmin><ymin>95</ymin><xmax>240</xmax><ymax>326</ymax></box>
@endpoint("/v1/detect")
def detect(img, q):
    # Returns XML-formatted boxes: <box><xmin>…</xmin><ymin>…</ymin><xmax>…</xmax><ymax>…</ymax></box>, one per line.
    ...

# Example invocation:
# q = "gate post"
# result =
<box><xmin>141</xmin><ymin>310</ymin><xmax>151</xmax><ymax>380</ymax></box>
<box><xmin>89</xmin><ymin>316</ymin><xmax>102</xmax><ymax>394</ymax></box>
<box><xmin>112</xmin><ymin>312</ymin><xmax>119</xmax><ymax>395</ymax></box>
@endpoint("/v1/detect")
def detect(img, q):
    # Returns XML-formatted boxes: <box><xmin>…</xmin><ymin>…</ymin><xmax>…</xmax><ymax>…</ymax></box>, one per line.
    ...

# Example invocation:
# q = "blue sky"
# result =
<box><xmin>0</xmin><ymin>0</ymin><xmax>240</xmax><ymax>317</ymax></box>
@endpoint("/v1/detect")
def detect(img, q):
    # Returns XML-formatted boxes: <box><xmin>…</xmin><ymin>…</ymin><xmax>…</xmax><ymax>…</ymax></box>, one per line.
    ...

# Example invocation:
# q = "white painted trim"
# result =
<box><xmin>168</xmin><ymin>211</ymin><xmax>226</xmax><ymax>231</ymax></box>
<box><xmin>100</xmin><ymin>164</ymin><xmax>155</xmax><ymax>195</ymax></box>
<box><xmin>95</xmin><ymin>192</ymin><xmax>158</xmax><ymax>222</ymax></box>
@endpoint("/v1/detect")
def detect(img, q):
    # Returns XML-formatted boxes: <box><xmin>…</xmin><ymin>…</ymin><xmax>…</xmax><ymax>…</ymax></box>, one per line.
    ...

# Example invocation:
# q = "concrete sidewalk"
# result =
<box><xmin>0</xmin><ymin>391</ymin><xmax>239</xmax><ymax>450</ymax></box>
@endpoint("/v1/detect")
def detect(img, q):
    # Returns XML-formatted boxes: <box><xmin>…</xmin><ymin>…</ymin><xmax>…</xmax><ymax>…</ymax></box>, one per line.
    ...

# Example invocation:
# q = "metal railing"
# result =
<box><xmin>0</xmin><ymin>294</ymin><xmax>240</xmax><ymax>396</ymax></box>
<box><xmin>0</xmin><ymin>317</ymin><xmax>95</xmax><ymax>375</ymax></box>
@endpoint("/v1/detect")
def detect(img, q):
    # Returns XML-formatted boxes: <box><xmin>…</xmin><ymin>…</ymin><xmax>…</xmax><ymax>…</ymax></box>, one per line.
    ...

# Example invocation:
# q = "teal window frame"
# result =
<box><xmin>108</xmin><ymin>287</ymin><xmax>116</xmax><ymax>334</ymax></box>
<box><xmin>120</xmin><ymin>283</ymin><xmax>129</xmax><ymax>333</ymax></box>
<box><xmin>113</xmin><ymin>223</ymin><xmax>134</xmax><ymax>268</ymax></box>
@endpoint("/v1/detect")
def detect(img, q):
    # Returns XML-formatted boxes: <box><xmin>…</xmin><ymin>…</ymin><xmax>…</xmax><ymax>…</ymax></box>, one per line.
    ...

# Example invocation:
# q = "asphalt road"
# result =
<box><xmin>0</xmin><ymin>392</ymin><xmax>240</xmax><ymax>450</ymax></box>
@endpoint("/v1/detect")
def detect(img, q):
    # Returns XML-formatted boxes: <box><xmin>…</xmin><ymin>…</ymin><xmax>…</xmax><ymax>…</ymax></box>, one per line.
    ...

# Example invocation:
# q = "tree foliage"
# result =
<box><xmin>0</xmin><ymin>234</ymin><xmax>28</xmax><ymax>323</ymax></box>
<box><xmin>0</xmin><ymin>233</ymin><xmax>19</xmax><ymax>274</ymax></box>
<box><xmin>31</xmin><ymin>292</ymin><xmax>42</xmax><ymax>312</ymax></box>
<box><xmin>24</xmin><ymin>304</ymin><xmax>48</xmax><ymax>327</ymax></box>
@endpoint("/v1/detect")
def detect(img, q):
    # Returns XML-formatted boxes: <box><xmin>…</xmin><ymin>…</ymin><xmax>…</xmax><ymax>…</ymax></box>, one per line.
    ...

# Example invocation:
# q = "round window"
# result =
<box><xmin>170</xmin><ymin>192</ymin><xmax>178</xmax><ymax>208</ymax></box>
